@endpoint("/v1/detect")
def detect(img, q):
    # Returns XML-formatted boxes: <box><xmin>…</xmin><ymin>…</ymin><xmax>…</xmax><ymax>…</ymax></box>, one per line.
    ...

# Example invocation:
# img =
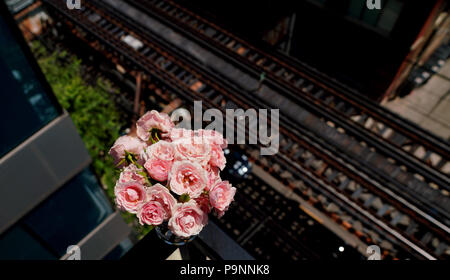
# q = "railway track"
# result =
<box><xmin>123</xmin><ymin>0</ymin><xmax>450</xmax><ymax>210</ymax></box>
<box><xmin>42</xmin><ymin>0</ymin><xmax>449</xmax><ymax>259</ymax></box>
<box><xmin>214</xmin><ymin>166</ymin><xmax>364</xmax><ymax>260</ymax></box>
<box><xmin>98</xmin><ymin>0</ymin><xmax>450</xmax><ymax>231</ymax></box>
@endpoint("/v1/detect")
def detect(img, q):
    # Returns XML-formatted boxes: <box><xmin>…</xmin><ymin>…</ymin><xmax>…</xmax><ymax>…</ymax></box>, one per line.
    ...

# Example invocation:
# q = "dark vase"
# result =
<box><xmin>155</xmin><ymin>222</ymin><xmax>196</xmax><ymax>246</ymax></box>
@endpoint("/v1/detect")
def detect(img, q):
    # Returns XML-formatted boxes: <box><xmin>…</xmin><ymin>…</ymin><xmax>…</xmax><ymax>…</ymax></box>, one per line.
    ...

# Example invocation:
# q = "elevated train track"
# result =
<box><xmin>123</xmin><ymin>0</ymin><xmax>450</xmax><ymax>212</ymax></box>
<box><xmin>125</xmin><ymin>0</ymin><xmax>450</xmax><ymax>185</ymax></box>
<box><xmin>42</xmin><ymin>0</ymin><xmax>450</xmax><ymax>259</ymax></box>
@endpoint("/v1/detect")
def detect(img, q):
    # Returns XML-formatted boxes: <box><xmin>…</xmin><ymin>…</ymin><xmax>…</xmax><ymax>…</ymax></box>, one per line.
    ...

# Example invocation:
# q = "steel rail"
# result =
<box><xmin>124</xmin><ymin>0</ymin><xmax>450</xmax><ymax>192</ymax></box>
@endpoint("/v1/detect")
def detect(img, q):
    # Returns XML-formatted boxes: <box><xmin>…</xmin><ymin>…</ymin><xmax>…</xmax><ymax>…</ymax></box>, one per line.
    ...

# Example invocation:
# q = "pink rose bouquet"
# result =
<box><xmin>109</xmin><ymin>111</ymin><xmax>236</xmax><ymax>240</ymax></box>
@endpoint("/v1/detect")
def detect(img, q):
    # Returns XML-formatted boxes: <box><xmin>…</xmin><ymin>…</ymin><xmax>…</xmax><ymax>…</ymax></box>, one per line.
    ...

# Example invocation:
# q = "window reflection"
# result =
<box><xmin>0</xmin><ymin>225</ymin><xmax>57</xmax><ymax>260</ymax></box>
<box><xmin>0</xmin><ymin>14</ymin><xmax>60</xmax><ymax>157</ymax></box>
<box><xmin>0</xmin><ymin>168</ymin><xmax>113</xmax><ymax>259</ymax></box>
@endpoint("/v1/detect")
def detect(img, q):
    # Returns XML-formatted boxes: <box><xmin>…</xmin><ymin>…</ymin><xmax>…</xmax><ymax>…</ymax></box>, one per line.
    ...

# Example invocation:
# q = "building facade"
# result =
<box><xmin>0</xmin><ymin>1</ymin><xmax>131</xmax><ymax>260</ymax></box>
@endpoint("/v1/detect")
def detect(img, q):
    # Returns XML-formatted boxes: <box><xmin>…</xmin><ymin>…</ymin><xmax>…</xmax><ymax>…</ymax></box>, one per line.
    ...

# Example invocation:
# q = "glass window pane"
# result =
<box><xmin>22</xmin><ymin>168</ymin><xmax>113</xmax><ymax>256</ymax></box>
<box><xmin>0</xmin><ymin>13</ymin><xmax>60</xmax><ymax>157</ymax></box>
<box><xmin>0</xmin><ymin>225</ymin><xmax>56</xmax><ymax>260</ymax></box>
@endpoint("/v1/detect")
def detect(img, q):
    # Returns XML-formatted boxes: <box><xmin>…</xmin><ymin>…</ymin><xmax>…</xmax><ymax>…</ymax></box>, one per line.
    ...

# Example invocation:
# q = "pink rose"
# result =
<box><xmin>209</xmin><ymin>181</ymin><xmax>236</xmax><ymax>213</ymax></box>
<box><xmin>109</xmin><ymin>135</ymin><xmax>147</xmax><ymax>167</ymax></box>
<box><xmin>169</xmin><ymin>128</ymin><xmax>194</xmax><ymax>141</ymax></box>
<box><xmin>168</xmin><ymin>201</ymin><xmax>207</xmax><ymax>238</ymax></box>
<box><xmin>205</xmin><ymin>165</ymin><xmax>220</xmax><ymax>192</ymax></box>
<box><xmin>146</xmin><ymin>184</ymin><xmax>177</xmax><ymax>219</ymax></box>
<box><xmin>169</xmin><ymin>161</ymin><xmax>208</xmax><ymax>198</ymax></box>
<box><xmin>209</xmin><ymin>144</ymin><xmax>226</xmax><ymax>170</ymax></box>
<box><xmin>114</xmin><ymin>181</ymin><xmax>147</xmax><ymax>214</ymax></box>
<box><xmin>146</xmin><ymin>140</ymin><xmax>175</xmax><ymax>162</ymax></box>
<box><xmin>195</xmin><ymin>129</ymin><xmax>227</xmax><ymax>149</ymax></box>
<box><xmin>144</xmin><ymin>157</ymin><xmax>173</xmax><ymax>182</ymax></box>
<box><xmin>118</xmin><ymin>164</ymin><xmax>147</xmax><ymax>185</ymax></box>
<box><xmin>136</xmin><ymin>110</ymin><xmax>174</xmax><ymax>141</ymax></box>
<box><xmin>137</xmin><ymin>201</ymin><xmax>166</xmax><ymax>226</ymax></box>
<box><xmin>195</xmin><ymin>194</ymin><xmax>211</xmax><ymax>214</ymax></box>
<box><xmin>144</xmin><ymin>140</ymin><xmax>175</xmax><ymax>181</ymax></box>
<box><xmin>173</xmin><ymin>136</ymin><xmax>211</xmax><ymax>166</ymax></box>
